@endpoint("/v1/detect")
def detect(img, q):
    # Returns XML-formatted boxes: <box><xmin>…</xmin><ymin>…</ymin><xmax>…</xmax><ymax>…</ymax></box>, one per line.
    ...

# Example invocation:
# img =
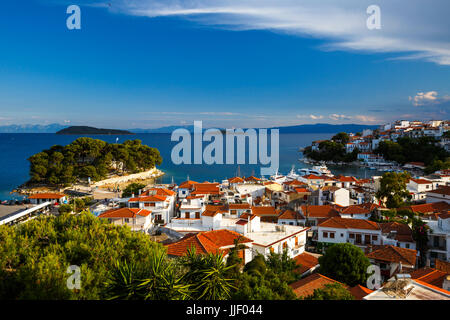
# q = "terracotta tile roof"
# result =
<box><xmin>244</xmin><ymin>176</ymin><xmax>261</xmax><ymax>181</ymax></box>
<box><xmin>348</xmin><ymin>285</ymin><xmax>373</xmax><ymax>300</ymax></box>
<box><xmin>336</xmin><ymin>176</ymin><xmax>358</xmax><ymax>182</ymax></box>
<box><xmin>228</xmin><ymin>177</ymin><xmax>245</xmax><ymax>183</ymax></box>
<box><xmin>228</xmin><ymin>203</ymin><xmax>251</xmax><ymax>209</ymax></box>
<box><xmin>427</xmin><ymin>186</ymin><xmax>450</xmax><ymax>196</ymax></box>
<box><xmin>303</xmin><ymin>174</ymin><xmax>324</xmax><ymax>180</ymax></box>
<box><xmin>128</xmin><ymin>195</ymin><xmax>167</xmax><ymax>202</ymax></box>
<box><xmin>98</xmin><ymin>207</ymin><xmax>152</xmax><ymax>218</ymax></box>
<box><xmin>293</xmin><ymin>252</ymin><xmax>319</xmax><ymax>274</ymax></box>
<box><xmin>410</xmin><ymin>178</ymin><xmax>432</xmax><ymax>185</ymax></box>
<box><xmin>165</xmin><ymin>229</ymin><xmax>252</xmax><ymax>256</ymax></box>
<box><xmin>366</xmin><ymin>245</ymin><xmax>417</xmax><ymax>266</ymax></box>
<box><xmin>28</xmin><ymin>193</ymin><xmax>65</xmax><ymax>199</ymax></box>
<box><xmin>283</xmin><ymin>179</ymin><xmax>304</xmax><ymax>186</ymax></box>
<box><xmin>402</xmin><ymin>201</ymin><xmax>450</xmax><ymax>214</ymax></box>
<box><xmin>294</xmin><ymin>187</ymin><xmax>309</xmax><ymax>193</ymax></box>
<box><xmin>252</xmin><ymin>206</ymin><xmax>279</xmax><ymax>216</ymax></box>
<box><xmin>436</xmin><ymin>259</ymin><xmax>450</xmax><ymax>274</ymax></box>
<box><xmin>318</xmin><ymin>217</ymin><xmax>380</xmax><ymax>230</ymax></box>
<box><xmin>178</xmin><ymin>180</ymin><xmax>198</xmax><ymax>189</ymax></box>
<box><xmin>202</xmin><ymin>205</ymin><xmax>228</xmax><ymax>217</ymax></box>
<box><xmin>339</xmin><ymin>204</ymin><xmax>374</xmax><ymax>215</ymax></box>
<box><xmin>300</xmin><ymin>205</ymin><xmax>340</xmax><ymax>218</ymax></box>
<box><xmin>141</xmin><ymin>188</ymin><xmax>176</xmax><ymax>197</ymax></box>
<box><xmin>289</xmin><ymin>273</ymin><xmax>348</xmax><ymax>298</ymax></box>
<box><xmin>278</xmin><ymin>209</ymin><xmax>305</xmax><ymax>220</ymax></box>
<box><xmin>380</xmin><ymin>222</ymin><xmax>414</xmax><ymax>242</ymax></box>
<box><xmin>410</xmin><ymin>268</ymin><xmax>448</xmax><ymax>288</ymax></box>
<box><xmin>191</xmin><ymin>183</ymin><xmax>221</xmax><ymax>195</ymax></box>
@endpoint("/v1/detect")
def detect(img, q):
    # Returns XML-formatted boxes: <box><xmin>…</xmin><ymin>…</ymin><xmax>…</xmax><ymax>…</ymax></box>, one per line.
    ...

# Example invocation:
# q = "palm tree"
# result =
<box><xmin>182</xmin><ymin>247</ymin><xmax>237</xmax><ymax>300</ymax></box>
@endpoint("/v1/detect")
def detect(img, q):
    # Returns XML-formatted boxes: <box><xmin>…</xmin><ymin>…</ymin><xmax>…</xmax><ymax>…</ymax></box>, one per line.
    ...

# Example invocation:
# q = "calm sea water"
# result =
<box><xmin>0</xmin><ymin>133</ymin><xmax>383</xmax><ymax>200</ymax></box>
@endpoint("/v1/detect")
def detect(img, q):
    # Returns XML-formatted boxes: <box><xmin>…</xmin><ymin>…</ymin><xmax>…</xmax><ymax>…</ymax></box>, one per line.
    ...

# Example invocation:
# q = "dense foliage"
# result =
<box><xmin>303</xmin><ymin>132</ymin><xmax>359</xmax><ymax>163</ymax></box>
<box><xmin>28</xmin><ymin>138</ymin><xmax>162</xmax><ymax>186</ymax></box>
<box><xmin>375</xmin><ymin>172</ymin><xmax>412</xmax><ymax>208</ymax></box>
<box><xmin>374</xmin><ymin>136</ymin><xmax>449</xmax><ymax>173</ymax></box>
<box><xmin>231</xmin><ymin>250</ymin><xmax>300</xmax><ymax>300</ymax></box>
<box><xmin>0</xmin><ymin>212</ymin><xmax>163</xmax><ymax>299</ymax></box>
<box><xmin>122</xmin><ymin>183</ymin><xmax>146</xmax><ymax>198</ymax></box>
<box><xmin>318</xmin><ymin>243</ymin><xmax>371</xmax><ymax>287</ymax></box>
<box><xmin>303</xmin><ymin>283</ymin><xmax>354</xmax><ymax>300</ymax></box>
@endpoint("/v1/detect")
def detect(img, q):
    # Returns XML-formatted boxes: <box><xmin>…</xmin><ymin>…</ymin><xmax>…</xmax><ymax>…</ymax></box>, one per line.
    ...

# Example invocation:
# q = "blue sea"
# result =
<box><xmin>0</xmin><ymin>133</ymin><xmax>384</xmax><ymax>200</ymax></box>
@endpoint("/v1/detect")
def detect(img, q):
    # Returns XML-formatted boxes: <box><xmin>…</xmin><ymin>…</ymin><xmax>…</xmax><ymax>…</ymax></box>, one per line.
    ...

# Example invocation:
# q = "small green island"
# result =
<box><xmin>56</xmin><ymin>126</ymin><xmax>134</xmax><ymax>135</ymax></box>
<box><xmin>25</xmin><ymin>137</ymin><xmax>162</xmax><ymax>187</ymax></box>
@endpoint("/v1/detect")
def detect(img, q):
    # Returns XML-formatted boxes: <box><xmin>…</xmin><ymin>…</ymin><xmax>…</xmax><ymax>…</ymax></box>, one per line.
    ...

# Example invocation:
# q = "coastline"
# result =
<box><xmin>11</xmin><ymin>167</ymin><xmax>165</xmax><ymax>197</ymax></box>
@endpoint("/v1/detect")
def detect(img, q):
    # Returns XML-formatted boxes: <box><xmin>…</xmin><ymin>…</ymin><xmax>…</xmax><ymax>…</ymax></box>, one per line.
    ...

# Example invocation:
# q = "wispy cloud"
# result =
<box><xmin>101</xmin><ymin>0</ymin><xmax>450</xmax><ymax>65</ymax></box>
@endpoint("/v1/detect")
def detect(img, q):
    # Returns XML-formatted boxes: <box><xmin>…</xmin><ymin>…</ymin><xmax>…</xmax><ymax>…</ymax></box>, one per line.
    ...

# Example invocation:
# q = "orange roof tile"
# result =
<box><xmin>366</xmin><ymin>245</ymin><xmax>417</xmax><ymax>266</ymax></box>
<box><xmin>319</xmin><ymin>217</ymin><xmax>380</xmax><ymax>230</ymax></box>
<box><xmin>348</xmin><ymin>285</ymin><xmax>373</xmax><ymax>300</ymax></box>
<box><xmin>293</xmin><ymin>252</ymin><xmax>319</xmax><ymax>274</ymax></box>
<box><xmin>278</xmin><ymin>209</ymin><xmax>305</xmax><ymax>220</ymax></box>
<box><xmin>98</xmin><ymin>207</ymin><xmax>152</xmax><ymax>218</ymax></box>
<box><xmin>402</xmin><ymin>201</ymin><xmax>450</xmax><ymax>214</ymax></box>
<box><xmin>300</xmin><ymin>205</ymin><xmax>340</xmax><ymax>218</ymax></box>
<box><xmin>28</xmin><ymin>193</ymin><xmax>65</xmax><ymax>199</ymax></box>
<box><xmin>128</xmin><ymin>195</ymin><xmax>167</xmax><ymax>202</ymax></box>
<box><xmin>252</xmin><ymin>206</ymin><xmax>278</xmax><ymax>216</ymax></box>
<box><xmin>289</xmin><ymin>273</ymin><xmax>348</xmax><ymax>298</ymax></box>
<box><xmin>165</xmin><ymin>229</ymin><xmax>252</xmax><ymax>256</ymax></box>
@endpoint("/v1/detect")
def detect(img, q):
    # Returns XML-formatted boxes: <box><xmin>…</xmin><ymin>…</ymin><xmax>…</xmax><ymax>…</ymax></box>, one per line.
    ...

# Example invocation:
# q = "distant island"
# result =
<box><xmin>56</xmin><ymin>126</ymin><xmax>133</xmax><ymax>135</ymax></box>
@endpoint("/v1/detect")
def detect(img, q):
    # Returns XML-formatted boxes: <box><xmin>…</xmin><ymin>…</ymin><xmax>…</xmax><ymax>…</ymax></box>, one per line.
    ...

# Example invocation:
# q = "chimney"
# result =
<box><xmin>399</xmin><ymin>261</ymin><xmax>403</xmax><ymax>273</ymax></box>
<box><xmin>139</xmin><ymin>189</ymin><xmax>141</xmax><ymax>195</ymax></box>
<box><xmin>426</xmin><ymin>258</ymin><xmax>431</xmax><ymax>268</ymax></box>
<box><xmin>132</xmin><ymin>193</ymin><xmax>135</xmax><ymax>198</ymax></box>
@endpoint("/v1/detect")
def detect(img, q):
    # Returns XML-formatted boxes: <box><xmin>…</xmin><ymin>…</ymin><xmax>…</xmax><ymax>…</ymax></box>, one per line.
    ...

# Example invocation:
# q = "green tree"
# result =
<box><xmin>0</xmin><ymin>212</ymin><xmax>162</xmax><ymax>299</ymax></box>
<box><xmin>122</xmin><ymin>183</ymin><xmax>146</xmax><ymax>198</ymax></box>
<box><xmin>375</xmin><ymin>172</ymin><xmax>412</xmax><ymax>208</ymax></box>
<box><xmin>318</xmin><ymin>243</ymin><xmax>371</xmax><ymax>287</ymax></box>
<box><xmin>303</xmin><ymin>283</ymin><xmax>354</xmax><ymax>300</ymax></box>
<box><xmin>332</xmin><ymin>132</ymin><xmax>350</xmax><ymax>145</ymax></box>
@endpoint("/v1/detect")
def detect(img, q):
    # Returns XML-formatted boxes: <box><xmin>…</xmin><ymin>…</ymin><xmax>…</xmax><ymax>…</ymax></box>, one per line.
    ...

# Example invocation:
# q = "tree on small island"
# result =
<box><xmin>303</xmin><ymin>132</ymin><xmax>358</xmax><ymax>163</ymax></box>
<box><xmin>27</xmin><ymin>137</ymin><xmax>162</xmax><ymax>186</ymax></box>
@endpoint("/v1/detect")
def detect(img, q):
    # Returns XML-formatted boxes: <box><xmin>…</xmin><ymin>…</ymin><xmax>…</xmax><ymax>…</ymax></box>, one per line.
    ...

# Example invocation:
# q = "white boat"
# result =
<box><xmin>298</xmin><ymin>165</ymin><xmax>332</xmax><ymax>176</ymax></box>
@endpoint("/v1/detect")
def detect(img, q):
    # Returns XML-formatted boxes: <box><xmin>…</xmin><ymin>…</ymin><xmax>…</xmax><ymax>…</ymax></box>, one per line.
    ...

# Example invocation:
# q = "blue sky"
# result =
<box><xmin>0</xmin><ymin>0</ymin><xmax>449</xmax><ymax>129</ymax></box>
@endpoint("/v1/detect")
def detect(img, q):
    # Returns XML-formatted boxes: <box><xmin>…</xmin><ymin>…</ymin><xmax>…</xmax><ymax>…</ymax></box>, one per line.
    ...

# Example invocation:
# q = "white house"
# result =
<box><xmin>317</xmin><ymin>217</ymin><xmax>382</xmax><ymax>248</ymax></box>
<box><xmin>28</xmin><ymin>193</ymin><xmax>67</xmax><ymax>205</ymax></box>
<box><xmin>425</xmin><ymin>213</ymin><xmax>450</xmax><ymax>265</ymax></box>
<box><xmin>98</xmin><ymin>207</ymin><xmax>153</xmax><ymax>232</ymax></box>
<box><xmin>426</xmin><ymin>186</ymin><xmax>450</xmax><ymax>204</ymax></box>
<box><xmin>128</xmin><ymin>188</ymin><xmax>176</xmax><ymax>224</ymax></box>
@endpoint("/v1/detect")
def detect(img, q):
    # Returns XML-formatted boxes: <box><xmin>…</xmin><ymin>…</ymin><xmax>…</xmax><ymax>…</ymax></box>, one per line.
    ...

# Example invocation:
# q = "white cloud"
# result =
<box><xmin>104</xmin><ymin>0</ymin><xmax>450</xmax><ymax>65</ymax></box>
<box><xmin>329</xmin><ymin>114</ymin><xmax>352</xmax><ymax>121</ymax></box>
<box><xmin>409</xmin><ymin>91</ymin><xmax>450</xmax><ymax>107</ymax></box>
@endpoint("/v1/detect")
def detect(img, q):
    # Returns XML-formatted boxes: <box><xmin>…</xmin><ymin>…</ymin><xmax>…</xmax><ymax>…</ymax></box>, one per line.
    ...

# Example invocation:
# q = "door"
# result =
<box><xmin>364</xmin><ymin>234</ymin><xmax>370</xmax><ymax>244</ymax></box>
<box><xmin>355</xmin><ymin>234</ymin><xmax>362</xmax><ymax>244</ymax></box>
<box><xmin>185</xmin><ymin>212</ymin><xmax>190</xmax><ymax>219</ymax></box>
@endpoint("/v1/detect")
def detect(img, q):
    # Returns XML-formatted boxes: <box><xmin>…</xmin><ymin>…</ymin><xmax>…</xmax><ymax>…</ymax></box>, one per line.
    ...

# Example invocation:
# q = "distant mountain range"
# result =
<box><xmin>131</xmin><ymin>123</ymin><xmax>380</xmax><ymax>134</ymax></box>
<box><xmin>0</xmin><ymin>123</ymin><xmax>68</xmax><ymax>133</ymax></box>
<box><xmin>0</xmin><ymin>123</ymin><xmax>379</xmax><ymax>134</ymax></box>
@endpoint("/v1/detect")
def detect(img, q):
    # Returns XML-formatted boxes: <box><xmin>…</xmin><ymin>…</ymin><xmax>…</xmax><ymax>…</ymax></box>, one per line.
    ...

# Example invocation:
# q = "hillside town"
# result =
<box><xmin>1</xmin><ymin>118</ymin><xmax>449</xmax><ymax>300</ymax></box>
<box><xmin>3</xmin><ymin>154</ymin><xmax>449</xmax><ymax>299</ymax></box>
<box><xmin>306</xmin><ymin>119</ymin><xmax>450</xmax><ymax>172</ymax></box>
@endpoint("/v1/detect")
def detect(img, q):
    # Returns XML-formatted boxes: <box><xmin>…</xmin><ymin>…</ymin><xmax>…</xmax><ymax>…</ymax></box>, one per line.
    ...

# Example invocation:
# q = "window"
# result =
<box><xmin>372</xmin><ymin>235</ymin><xmax>378</xmax><ymax>242</ymax></box>
<box><xmin>195</xmin><ymin>212</ymin><xmax>200</xmax><ymax>219</ymax></box>
<box><xmin>349</xmin><ymin>233</ymin><xmax>355</xmax><ymax>239</ymax></box>
<box><xmin>341</xmin><ymin>233</ymin><xmax>344</xmax><ymax>237</ymax></box>
<box><xmin>124</xmin><ymin>218</ymin><xmax>130</xmax><ymax>223</ymax></box>
<box><xmin>185</xmin><ymin>212</ymin><xmax>190</xmax><ymax>219</ymax></box>
<box><xmin>405</xmin><ymin>243</ymin><xmax>410</xmax><ymax>249</ymax></box>
<box><xmin>330</xmin><ymin>233</ymin><xmax>335</xmax><ymax>239</ymax></box>
<box><xmin>323</xmin><ymin>232</ymin><xmax>328</xmax><ymax>238</ymax></box>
